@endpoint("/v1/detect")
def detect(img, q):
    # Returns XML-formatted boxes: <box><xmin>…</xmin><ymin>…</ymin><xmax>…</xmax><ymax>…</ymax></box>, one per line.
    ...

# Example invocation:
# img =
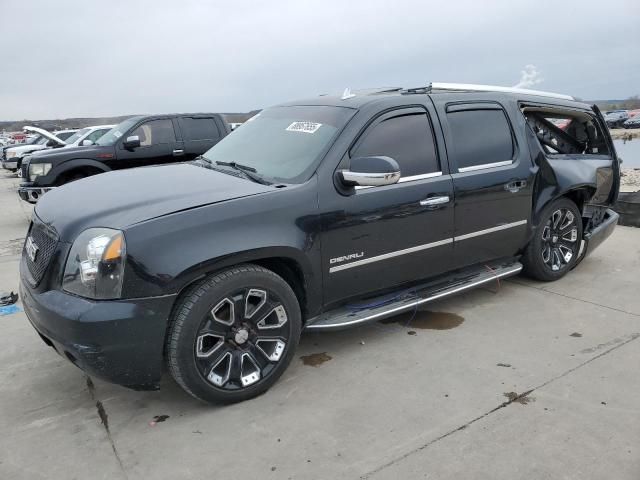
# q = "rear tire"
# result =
<box><xmin>166</xmin><ymin>264</ymin><xmax>301</xmax><ymax>404</ymax></box>
<box><xmin>522</xmin><ymin>198</ymin><xmax>582</xmax><ymax>282</ymax></box>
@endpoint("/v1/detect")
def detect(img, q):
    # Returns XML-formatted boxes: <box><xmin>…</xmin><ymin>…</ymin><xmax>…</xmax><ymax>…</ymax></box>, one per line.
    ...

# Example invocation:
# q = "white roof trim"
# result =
<box><xmin>431</xmin><ymin>82</ymin><xmax>574</xmax><ymax>101</ymax></box>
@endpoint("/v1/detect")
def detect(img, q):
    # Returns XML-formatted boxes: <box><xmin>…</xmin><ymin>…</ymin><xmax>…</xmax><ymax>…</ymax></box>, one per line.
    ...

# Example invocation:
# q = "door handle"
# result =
<box><xmin>505</xmin><ymin>180</ymin><xmax>526</xmax><ymax>193</ymax></box>
<box><xmin>420</xmin><ymin>195</ymin><xmax>450</xmax><ymax>207</ymax></box>
<box><xmin>173</xmin><ymin>149</ymin><xmax>185</xmax><ymax>156</ymax></box>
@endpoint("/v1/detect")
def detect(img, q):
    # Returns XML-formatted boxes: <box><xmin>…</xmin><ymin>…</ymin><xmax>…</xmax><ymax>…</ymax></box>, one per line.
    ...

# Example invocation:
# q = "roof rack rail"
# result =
<box><xmin>428</xmin><ymin>82</ymin><xmax>574</xmax><ymax>101</ymax></box>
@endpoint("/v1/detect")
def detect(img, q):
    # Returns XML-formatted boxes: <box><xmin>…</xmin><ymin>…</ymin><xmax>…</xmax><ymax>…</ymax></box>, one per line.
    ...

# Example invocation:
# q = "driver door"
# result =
<box><xmin>117</xmin><ymin>118</ymin><xmax>181</xmax><ymax>168</ymax></box>
<box><xmin>321</xmin><ymin>106</ymin><xmax>455</xmax><ymax>305</ymax></box>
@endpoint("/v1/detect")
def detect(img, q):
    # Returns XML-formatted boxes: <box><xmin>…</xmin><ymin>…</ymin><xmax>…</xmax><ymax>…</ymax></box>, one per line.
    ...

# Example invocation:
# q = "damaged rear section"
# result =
<box><xmin>522</xmin><ymin>102</ymin><xmax>620</xmax><ymax>262</ymax></box>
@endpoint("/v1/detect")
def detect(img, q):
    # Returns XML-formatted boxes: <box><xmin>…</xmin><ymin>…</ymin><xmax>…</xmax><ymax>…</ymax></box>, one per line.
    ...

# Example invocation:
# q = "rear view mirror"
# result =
<box><xmin>340</xmin><ymin>156</ymin><xmax>401</xmax><ymax>187</ymax></box>
<box><xmin>81</xmin><ymin>139</ymin><xmax>93</xmax><ymax>146</ymax></box>
<box><xmin>123</xmin><ymin>135</ymin><xmax>141</xmax><ymax>149</ymax></box>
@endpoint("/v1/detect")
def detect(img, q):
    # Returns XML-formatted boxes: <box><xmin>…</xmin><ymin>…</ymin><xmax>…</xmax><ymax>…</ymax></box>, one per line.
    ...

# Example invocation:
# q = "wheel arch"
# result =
<box><xmin>52</xmin><ymin>159</ymin><xmax>110</xmax><ymax>185</ymax></box>
<box><xmin>169</xmin><ymin>248</ymin><xmax>317</xmax><ymax>323</ymax></box>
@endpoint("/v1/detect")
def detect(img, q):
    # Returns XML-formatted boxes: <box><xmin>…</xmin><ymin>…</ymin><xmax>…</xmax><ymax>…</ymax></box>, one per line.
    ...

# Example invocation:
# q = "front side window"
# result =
<box><xmin>351</xmin><ymin>112</ymin><xmax>439</xmax><ymax>177</ymax></box>
<box><xmin>202</xmin><ymin>105</ymin><xmax>355</xmax><ymax>183</ymax></box>
<box><xmin>446</xmin><ymin>109</ymin><xmax>514</xmax><ymax>170</ymax></box>
<box><xmin>130</xmin><ymin>119</ymin><xmax>176</xmax><ymax>146</ymax></box>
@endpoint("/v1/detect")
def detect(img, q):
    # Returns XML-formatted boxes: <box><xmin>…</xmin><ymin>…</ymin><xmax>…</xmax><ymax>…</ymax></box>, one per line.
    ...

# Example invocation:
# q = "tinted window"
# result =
<box><xmin>131</xmin><ymin>119</ymin><xmax>176</xmax><ymax>146</ymax></box>
<box><xmin>182</xmin><ymin>117</ymin><xmax>220</xmax><ymax>141</ymax></box>
<box><xmin>351</xmin><ymin>112</ymin><xmax>439</xmax><ymax>177</ymax></box>
<box><xmin>446</xmin><ymin>109</ymin><xmax>514</xmax><ymax>169</ymax></box>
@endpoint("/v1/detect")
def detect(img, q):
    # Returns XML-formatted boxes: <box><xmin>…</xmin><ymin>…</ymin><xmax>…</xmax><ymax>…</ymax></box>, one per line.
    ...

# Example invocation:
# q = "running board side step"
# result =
<box><xmin>305</xmin><ymin>261</ymin><xmax>522</xmax><ymax>332</ymax></box>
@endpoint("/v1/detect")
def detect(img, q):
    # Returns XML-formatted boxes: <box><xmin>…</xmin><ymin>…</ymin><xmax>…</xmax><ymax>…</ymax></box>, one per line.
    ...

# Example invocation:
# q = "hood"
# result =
<box><xmin>5</xmin><ymin>144</ymin><xmax>46</xmax><ymax>155</ymax></box>
<box><xmin>35</xmin><ymin>162</ymin><xmax>276</xmax><ymax>241</ymax></box>
<box><xmin>23</xmin><ymin>126</ymin><xmax>67</xmax><ymax>146</ymax></box>
<box><xmin>29</xmin><ymin>144</ymin><xmax>109</xmax><ymax>160</ymax></box>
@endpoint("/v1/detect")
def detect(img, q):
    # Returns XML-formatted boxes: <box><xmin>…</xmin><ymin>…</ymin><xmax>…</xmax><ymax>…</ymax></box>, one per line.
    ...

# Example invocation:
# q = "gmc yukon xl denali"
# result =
<box><xmin>20</xmin><ymin>84</ymin><xmax>620</xmax><ymax>404</ymax></box>
<box><xmin>18</xmin><ymin>113</ymin><xmax>230</xmax><ymax>202</ymax></box>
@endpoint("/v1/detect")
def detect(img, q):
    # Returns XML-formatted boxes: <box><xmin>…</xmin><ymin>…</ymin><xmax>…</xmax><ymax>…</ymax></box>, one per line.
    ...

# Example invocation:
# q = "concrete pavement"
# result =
<box><xmin>0</xmin><ymin>171</ymin><xmax>638</xmax><ymax>479</ymax></box>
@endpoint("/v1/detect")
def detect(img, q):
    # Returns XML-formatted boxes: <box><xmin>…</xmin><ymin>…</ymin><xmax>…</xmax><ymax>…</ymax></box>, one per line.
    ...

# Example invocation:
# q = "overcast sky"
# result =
<box><xmin>2</xmin><ymin>0</ymin><xmax>639</xmax><ymax>120</ymax></box>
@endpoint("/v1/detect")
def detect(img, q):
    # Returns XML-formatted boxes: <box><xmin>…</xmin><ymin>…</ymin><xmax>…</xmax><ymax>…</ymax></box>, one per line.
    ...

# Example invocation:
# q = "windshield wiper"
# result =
<box><xmin>215</xmin><ymin>161</ymin><xmax>271</xmax><ymax>185</ymax></box>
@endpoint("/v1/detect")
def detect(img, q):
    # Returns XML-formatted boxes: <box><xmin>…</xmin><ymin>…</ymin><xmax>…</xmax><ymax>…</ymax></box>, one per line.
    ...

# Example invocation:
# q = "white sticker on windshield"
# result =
<box><xmin>286</xmin><ymin>121</ymin><xmax>322</xmax><ymax>134</ymax></box>
<box><xmin>113</xmin><ymin>131</ymin><xmax>122</xmax><ymax>138</ymax></box>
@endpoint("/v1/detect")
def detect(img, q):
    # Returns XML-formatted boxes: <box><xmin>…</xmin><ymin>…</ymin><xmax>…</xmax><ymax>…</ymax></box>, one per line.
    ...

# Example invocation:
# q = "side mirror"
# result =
<box><xmin>123</xmin><ymin>135</ymin><xmax>141</xmax><ymax>149</ymax></box>
<box><xmin>340</xmin><ymin>156</ymin><xmax>401</xmax><ymax>187</ymax></box>
<box><xmin>46</xmin><ymin>139</ymin><xmax>57</xmax><ymax>147</ymax></box>
<box><xmin>81</xmin><ymin>139</ymin><xmax>93</xmax><ymax>146</ymax></box>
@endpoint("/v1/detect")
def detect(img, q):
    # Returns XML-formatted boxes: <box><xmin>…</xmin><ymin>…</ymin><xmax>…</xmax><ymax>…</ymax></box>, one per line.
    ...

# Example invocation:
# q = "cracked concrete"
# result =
<box><xmin>0</xmin><ymin>170</ymin><xmax>638</xmax><ymax>479</ymax></box>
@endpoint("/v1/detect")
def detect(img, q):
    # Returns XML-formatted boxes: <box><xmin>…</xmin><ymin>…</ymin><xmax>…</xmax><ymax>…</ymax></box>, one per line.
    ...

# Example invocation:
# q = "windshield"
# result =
<box><xmin>202</xmin><ymin>106</ymin><xmax>355</xmax><ymax>183</ymax></box>
<box><xmin>64</xmin><ymin>128</ymin><xmax>90</xmax><ymax>145</ymax></box>
<box><xmin>96</xmin><ymin>117</ymin><xmax>140</xmax><ymax>146</ymax></box>
<box><xmin>36</xmin><ymin>136</ymin><xmax>49</xmax><ymax>145</ymax></box>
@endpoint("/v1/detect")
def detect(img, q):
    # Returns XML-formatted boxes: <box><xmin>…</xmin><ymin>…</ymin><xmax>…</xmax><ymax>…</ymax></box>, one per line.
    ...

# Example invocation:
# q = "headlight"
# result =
<box><xmin>7</xmin><ymin>151</ymin><xmax>16</xmax><ymax>158</ymax></box>
<box><xmin>63</xmin><ymin>228</ymin><xmax>126</xmax><ymax>299</ymax></box>
<box><xmin>28</xmin><ymin>163</ymin><xmax>52</xmax><ymax>179</ymax></box>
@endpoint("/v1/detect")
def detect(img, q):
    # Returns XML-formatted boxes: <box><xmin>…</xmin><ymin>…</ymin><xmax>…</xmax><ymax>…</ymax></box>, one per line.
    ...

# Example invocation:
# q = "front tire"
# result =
<box><xmin>522</xmin><ymin>198</ymin><xmax>583</xmax><ymax>282</ymax></box>
<box><xmin>167</xmin><ymin>264</ymin><xmax>301</xmax><ymax>404</ymax></box>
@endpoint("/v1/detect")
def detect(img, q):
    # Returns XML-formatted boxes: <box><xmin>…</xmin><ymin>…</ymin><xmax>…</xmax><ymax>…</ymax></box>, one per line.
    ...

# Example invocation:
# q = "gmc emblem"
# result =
<box><xmin>25</xmin><ymin>236</ymin><xmax>39</xmax><ymax>262</ymax></box>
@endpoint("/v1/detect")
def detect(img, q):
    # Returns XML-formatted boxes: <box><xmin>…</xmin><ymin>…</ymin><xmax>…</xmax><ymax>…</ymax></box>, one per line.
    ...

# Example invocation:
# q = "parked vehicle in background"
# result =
<box><xmin>61</xmin><ymin>125</ymin><xmax>115</xmax><ymax>148</ymax></box>
<box><xmin>623</xmin><ymin>116</ymin><xmax>640</xmax><ymax>129</ymax></box>
<box><xmin>19</xmin><ymin>84</ymin><xmax>620</xmax><ymax>404</ymax></box>
<box><xmin>18</xmin><ymin>125</ymin><xmax>116</xmax><ymax>179</ymax></box>
<box><xmin>1</xmin><ymin>127</ymin><xmax>77</xmax><ymax>172</ymax></box>
<box><xmin>604</xmin><ymin>110</ymin><xmax>629</xmax><ymax>128</ymax></box>
<box><xmin>18</xmin><ymin>113</ymin><xmax>230</xmax><ymax>202</ymax></box>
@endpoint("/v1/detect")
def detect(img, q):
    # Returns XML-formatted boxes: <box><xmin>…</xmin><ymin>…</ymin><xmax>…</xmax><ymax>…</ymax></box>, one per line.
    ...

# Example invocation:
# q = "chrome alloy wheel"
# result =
<box><xmin>194</xmin><ymin>288</ymin><xmax>290</xmax><ymax>390</ymax></box>
<box><xmin>541</xmin><ymin>208</ymin><xmax>579</xmax><ymax>272</ymax></box>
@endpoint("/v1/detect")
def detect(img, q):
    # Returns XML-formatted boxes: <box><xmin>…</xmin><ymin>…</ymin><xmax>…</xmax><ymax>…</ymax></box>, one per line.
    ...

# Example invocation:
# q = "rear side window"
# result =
<box><xmin>446</xmin><ymin>109</ymin><xmax>514</xmax><ymax>170</ymax></box>
<box><xmin>351</xmin><ymin>112</ymin><xmax>439</xmax><ymax>177</ymax></box>
<box><xmin>181</xmin><ymin>117</ymin><xmax>220</xmax><ymax>141</ymax></box>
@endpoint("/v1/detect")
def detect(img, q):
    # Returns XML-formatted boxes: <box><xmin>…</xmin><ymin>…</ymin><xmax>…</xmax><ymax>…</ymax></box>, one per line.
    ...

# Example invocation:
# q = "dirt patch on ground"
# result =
<box><xmin>300</xmin><ymin>352</ymin><xmax>332</xmax><ymax>367</ymax></box>
<box><xmin>382</xmin><ymin>310</ymin><xmax>464</xmax><ymax>330</ymax></box>
<box><xmin>504</xmin><ymin>391</ymin><xmax>535</xmax><ymax>405</ymax></box>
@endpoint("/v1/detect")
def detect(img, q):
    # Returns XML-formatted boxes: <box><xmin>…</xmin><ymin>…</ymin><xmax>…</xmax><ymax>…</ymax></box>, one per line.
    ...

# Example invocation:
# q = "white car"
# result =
<box><xmin>61</xmin><ymin>124</ymin><xmax>115</xmax><ymax>148</ymax></box>
<box><xmin>1</xmin><ymin>127</ymin><xmax>77</xmax><ymax>171</ymax></box>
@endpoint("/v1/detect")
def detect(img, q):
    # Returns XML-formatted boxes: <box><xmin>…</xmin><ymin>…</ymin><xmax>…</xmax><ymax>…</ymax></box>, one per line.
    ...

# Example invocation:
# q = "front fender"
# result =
<box><xmin>121</xmin><ymin>179</ymin><xmax>323</xmax><ymax>315</ymax></box>
<box><xmin>37</xmin><ymin>158</ymin><xmax>111</xmax><ymax>186</ymax></box>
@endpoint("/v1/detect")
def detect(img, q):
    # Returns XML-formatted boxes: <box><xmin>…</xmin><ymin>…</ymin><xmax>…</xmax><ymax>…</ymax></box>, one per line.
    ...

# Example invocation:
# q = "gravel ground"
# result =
<box><xmin>621</xmin><ymin>168</ymin><xmax>640</xmax><ymax>193</ymax></box>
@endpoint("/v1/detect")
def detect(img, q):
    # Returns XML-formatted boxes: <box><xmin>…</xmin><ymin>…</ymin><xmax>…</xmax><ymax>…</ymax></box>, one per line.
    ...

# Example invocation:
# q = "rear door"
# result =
<box><xmin>177</xmin><ymin>116</ymin><xmax>224</xmax><ymax>159</ymax></box>
<box><xmin>434</xmin><ymin>99</ymin><xmax>534</xmax><ymax>268</ymax></box>
<box><xmin>116</xmin><ymin>118</ymin><xmax>180</xmax><ymax>168</ymax></box>
<box><xmin>321</xmin><ymin>104</ymin><xmax>455</xmax><ymax>305</ymax></box>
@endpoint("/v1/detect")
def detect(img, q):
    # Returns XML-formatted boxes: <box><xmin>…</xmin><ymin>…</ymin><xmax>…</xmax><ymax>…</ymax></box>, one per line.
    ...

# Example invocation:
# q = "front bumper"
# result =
<box><xmin>582</xmin><ymin>208</ymin><xmax>619</xmax><ymax>258</ymax></box>
<box><xmin>20</xmin><ymin>273</ymin><xmax>177</xmax><ymax>390</ymax></box>
<box><xmin>2</xmin><ymin>159</ymin><xmax>18</xmax><ymax>170</ymax></box>
<box><xmin>18</xmin><ymin>185</ymin><xmax>54</xmax><ymax>203</ymax></box>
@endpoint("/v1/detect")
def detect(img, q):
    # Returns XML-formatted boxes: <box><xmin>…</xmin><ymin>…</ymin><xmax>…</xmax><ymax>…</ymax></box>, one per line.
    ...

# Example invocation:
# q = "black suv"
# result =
<box><xmin>20</xmin><ymin>84</ymin><xmax>619</xmax><ymax>404</ymax></box>
<box><xmin>18</xmin><ymin>113</ymin><xmax>230</xmax><ymax>202</ymax></box>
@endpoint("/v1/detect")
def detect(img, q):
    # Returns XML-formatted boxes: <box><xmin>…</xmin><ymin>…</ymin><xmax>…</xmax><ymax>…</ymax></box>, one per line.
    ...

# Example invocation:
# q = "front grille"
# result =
<box><xmin>23</xmin><ymin>220</ymin><xmax>59</xmax><ymax>286</ymax></box>
<box><xmin>21</xmin><ymin>156</ymin><xmax>30</xmax><ymax>179</ymax></box>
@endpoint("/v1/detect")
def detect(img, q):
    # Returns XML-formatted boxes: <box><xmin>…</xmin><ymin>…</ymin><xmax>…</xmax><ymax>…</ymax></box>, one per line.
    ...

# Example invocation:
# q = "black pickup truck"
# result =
<box><xmin>18</xmin><ymin>113</ymin><xmax>230</xmax><ymax>202</ymax></box>
<box><xmin>20</xmin><ymin>84</ymin><xmax>619</xmax><ymax>404</ymax></box>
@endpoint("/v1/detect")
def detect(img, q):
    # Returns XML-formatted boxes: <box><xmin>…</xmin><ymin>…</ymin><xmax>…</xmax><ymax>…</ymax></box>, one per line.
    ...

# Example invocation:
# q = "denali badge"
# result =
<box><xmin>25</xmin><ymin>236</ymin><xmax>39</xmax><ymax>262</ymax></box>
<box><xmin>330</xmin><ymin>252</ymin><xmax>364</xmax><ymax>264</ymax></box>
